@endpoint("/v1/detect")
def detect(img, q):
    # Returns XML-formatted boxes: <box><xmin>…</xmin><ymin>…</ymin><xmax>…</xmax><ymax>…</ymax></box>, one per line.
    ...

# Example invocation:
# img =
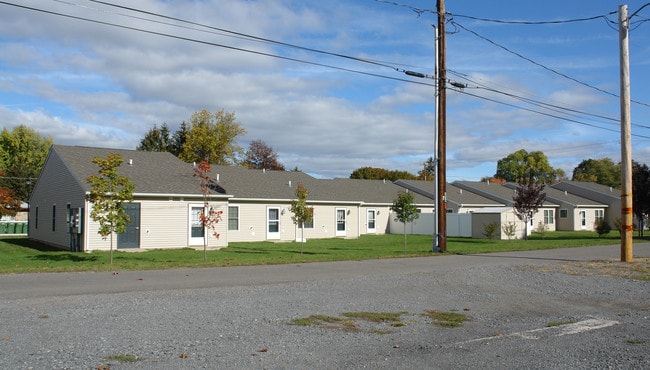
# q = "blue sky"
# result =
<box><xmin>1</xmin><ymin>0</ymin><xmax>649</xmax><ymax>180</ymax></box>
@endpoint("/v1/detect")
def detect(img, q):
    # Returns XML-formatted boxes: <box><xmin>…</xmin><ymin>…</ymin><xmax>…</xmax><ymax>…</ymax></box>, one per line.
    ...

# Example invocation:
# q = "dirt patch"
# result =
<box><xmin>526</xmin><ymin>257</ymin><xmax>650</xmax><ymax>281</ymax></box>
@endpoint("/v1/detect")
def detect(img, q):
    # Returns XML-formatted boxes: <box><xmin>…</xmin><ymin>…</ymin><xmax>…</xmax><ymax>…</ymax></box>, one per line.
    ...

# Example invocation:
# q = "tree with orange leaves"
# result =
<box><xmin>193</xmin><ymin>160</ymin><xmax>223</xmax><ymax>261</ymax></box>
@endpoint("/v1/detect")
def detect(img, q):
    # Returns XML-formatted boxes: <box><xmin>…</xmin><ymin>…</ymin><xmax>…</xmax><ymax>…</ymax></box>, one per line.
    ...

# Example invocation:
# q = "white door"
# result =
<box><xmin>336</xmin><ymin>208</ymin><xmax>347</xmax><ymax>237</ymax></box>
<box><xmin>267</xmin><ymin>207</ymin><xmax>281</xmax><ymax>240</ymax></box>
<box><xmin>579</xmin><ymin>210</ymin><xmax>587</xmax><ymax>230</ymax></box>
<box><xmin>189</xmin><ymin>205</ymin><xmax>205</xmax><ymax>245</ymax></box>
<box><xmin>367</xmin><ymin>209</ymin><xmax>376</xmax><ymax>233</ymax></box>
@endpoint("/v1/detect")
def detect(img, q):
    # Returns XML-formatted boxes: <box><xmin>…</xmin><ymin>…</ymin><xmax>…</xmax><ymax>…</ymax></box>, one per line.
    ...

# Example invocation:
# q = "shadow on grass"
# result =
<box><xmin>29</xmin><ymin>253</ymin><xmax>98</xmax><ymax>262</ymax></box>
<box><xmin>226</xmin><ymin>247</ymin><xmax>321</xmax><ymax>255</ymax></box>
<box><xmin>1</xmin><ymin>237</ymin><xmax>63</xmax><ymax>252</ymax></box>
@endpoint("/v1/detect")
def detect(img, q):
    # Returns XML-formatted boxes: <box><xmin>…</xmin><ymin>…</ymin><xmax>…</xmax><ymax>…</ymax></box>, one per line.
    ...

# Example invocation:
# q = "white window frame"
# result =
<box><xmin>267</xmin><ymin>207</ymin><xmax>281</xmax><ymax>240</ymax></box>
<box><xmin>595</xmin><ymin>209</ymin><xmax>604</xmax><ymax>223</ymax></box>
<box><xmin>228</xmin><ymin>206</ymin><xmax>239</xmax><ymax>231</ymax></box>
<box><xmin>336</xmin><ymin>208</ymin><xmax>347</xmax><ymax>237</ymax></box>
<box><xmin>367</xmin><ymin>209</ymin><xmax>376</xmax><ymax>233</ymax></box>
<box><xmin>543</xmin><ymin>209</ymin><xmax>554</xmax><ymax>225</ymax></box>
<box><xmin>188</xmin><ymin>204</ymin><xmax>205</xmax><ymax>246</ymax></box>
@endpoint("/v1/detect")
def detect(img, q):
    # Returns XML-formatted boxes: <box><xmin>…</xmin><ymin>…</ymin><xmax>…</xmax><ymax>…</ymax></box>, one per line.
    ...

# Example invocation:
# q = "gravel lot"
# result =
<box><xmin>1</xmin><ymin>244</ymin><xmax>649</xmax><ymax>369</ymax></box>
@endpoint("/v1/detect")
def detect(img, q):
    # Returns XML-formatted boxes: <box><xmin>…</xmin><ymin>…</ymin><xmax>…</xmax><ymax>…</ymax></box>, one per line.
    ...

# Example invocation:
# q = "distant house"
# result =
<box><xmin>28</xmin><ymin>145</ymin><xmax>434</xmax><ymax>252</ymax></box>
<box><xmin>551</xmin><ymin>181</ymin><xmax>619</xmax><ymax>229</ymax></box>
<box><xmin>453</xmin><ymin>181</ymin><xmax>559</xmax><ymax>234</ymax></box>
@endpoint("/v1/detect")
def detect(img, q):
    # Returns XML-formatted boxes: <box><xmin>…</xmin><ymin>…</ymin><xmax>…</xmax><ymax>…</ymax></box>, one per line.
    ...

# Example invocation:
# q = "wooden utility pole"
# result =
<box><xmin>436</xmin><ymin>0</ymin><xmax>447</xmax><ymax>252</ymax></box>
<box><xmin>618</xmin><ymin>4</ymin><xmax>634</xmax><ymax>262</ymax></box>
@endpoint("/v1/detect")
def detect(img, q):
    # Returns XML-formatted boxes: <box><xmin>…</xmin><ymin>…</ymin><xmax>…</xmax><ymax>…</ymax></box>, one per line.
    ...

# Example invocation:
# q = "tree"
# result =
<box><xmin>512</xmin><ymin>180</ymin><xmax>546</xmax><ymax>240</ymax></box>
<box><xmin>572</xmin><ymin>158</ymin><xmax>620</xmax><ymax>188</ymax></box>
<box><xmin>136</xmin><ymin>123</ymin><xmax>173</xmax><ymax>152</ymax></box>
<box><xmin>193</xmin><ymin>160</ymin><xmax>223</xmax><ymax>261</ymax></box>
<box><xmin>495</xmin><ymin>149</ymin><xmax>563</xmax><ymax>184</ymax></box>
<box><xmin>242</xmin><ymin>139</ymin><xmax>285</xmax><ymax>171</ymax></box>
<box><xmin>350</xmin><ymin>167</ymin><xmax>417</xmax><ymax>181</ymax></box>
<box><xmin>0</xmin><ymin>170</ymin><xmax>21</xmax><ymax>218</ymax></box>
<box><xmin>418</xmin><ymin>157</ymin><xmax>436</xmax><ymax>181</ymax></box>
<box><xmin>86</xmin><ymin>154</ymin><xmax>136</xmax><ymax>264</ymax></box>
<box><xmin>0</xmin><ymin>125</ymin><xmax>53</xmax><ymax>202</ymax></box>
<box><xmin>179</xmin><ymin>109</ymin><xmax>247</xmax><ymax>164</ymax></box>
<box><xmin>170</xmin><ymin>122</ymin><xmax>189</xmax><ymax>157</ymax></box>
<box><xmin>391</xmin><ymin>190</ymin><xmax>419</xmax><ymax>250</ymax></box>
<box><xmin>632</xmin><ymin>161</ymin><xmax>650</xmax><ymax>237</ymax></box>
<box><xmin>289</xmin><ymin>183</ymin><xmax>312</xmax><ymax>254</ymax></box>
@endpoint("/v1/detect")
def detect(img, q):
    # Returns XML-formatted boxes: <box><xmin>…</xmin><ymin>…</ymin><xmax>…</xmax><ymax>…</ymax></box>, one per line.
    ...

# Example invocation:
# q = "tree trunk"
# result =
<box><xmin>403</xmin><ymin>222</ymin><xmax>407</xmax><ymax>250</ymax></box>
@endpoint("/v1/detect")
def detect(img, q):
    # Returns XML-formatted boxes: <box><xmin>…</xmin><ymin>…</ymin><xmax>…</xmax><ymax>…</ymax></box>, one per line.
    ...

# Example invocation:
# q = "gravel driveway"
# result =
<box><xmin>1</xmin><ymin>243</ymin><xmax>649</xmax><ymax>369</ymax></box>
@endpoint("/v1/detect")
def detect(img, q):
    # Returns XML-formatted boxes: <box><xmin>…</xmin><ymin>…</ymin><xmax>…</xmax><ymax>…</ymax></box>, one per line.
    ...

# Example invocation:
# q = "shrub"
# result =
<box><xmin>501</xmin><ymin>222</ymin><xmax>517</xmax><ymax>240</ymax></box>
<box><xmin>482</xmin><ymin>221</ymin><xmax>499</xmax><ymax>239</ymax></box>
<box><xmin>595</xmin><ymin>219</ymin><xmax>611</xmax><ymax>237</ymax></box>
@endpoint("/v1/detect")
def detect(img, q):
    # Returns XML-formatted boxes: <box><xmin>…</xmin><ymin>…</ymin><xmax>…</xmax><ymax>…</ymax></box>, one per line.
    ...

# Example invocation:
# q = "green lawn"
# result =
<box><xmin>0</xmin><ymin>231</ymin><xmax>629</xmax><ymax>274</ymax></box>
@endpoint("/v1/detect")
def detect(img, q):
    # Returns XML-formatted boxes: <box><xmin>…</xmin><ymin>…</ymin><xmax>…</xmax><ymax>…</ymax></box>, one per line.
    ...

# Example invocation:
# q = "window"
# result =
<box><xmin>543</xmin><ymin>209</ymin><xmax>554</xmax><ymax>225</ymax></box>
<box><xmin>595</xmin><ymin>209</ymin><xmax>604</xmax><ymax>223</ymax></box>
<box><xmin>35</xmin><ymin>206</ymin><xmax>39</xmax><ymax>229</ymax></box>
<box><xmin>228</xmin><ymin>206</ymin><xmax>239</xmax><ymax>231</ymax></box>
<box><xmin>367</xmin><ymin>209</ymin><xmax>376</xmax><ymax>232</ymax></box>
<box><xmin>190</xmin><ymin>206</ymin><xmax>205</xmax><ymax>238</ymax></box>
<box><xmin>52</xmin><ymin>205</ymin><xmax>56</xmax><ymax>231</ymax></box>
<box><xmin>300</xmin><ymin>208</ymin><xmax>314</xmax><ymax>229</ymax></box>
<box><xmin>560</xmin><ymin>209</ymin><xmax>568</xmax><ymax>218</ymax></box>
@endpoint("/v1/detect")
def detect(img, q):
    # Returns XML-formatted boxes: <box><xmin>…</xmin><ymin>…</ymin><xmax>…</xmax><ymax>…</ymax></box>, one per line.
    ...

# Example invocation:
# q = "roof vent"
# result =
<box><xmin>288</xmin><ymin>180</ymin><xmax>292</xmax><ymax>187</ymax></box>
<box><xmin>128</xmin><ymin>159</ymin><xmax>133</xmax><ymax>166</ymax></box>
<box><xmin>263</xmin><ymin>168</ymin><xmax>266</xmax><ymax>173</ymax></box>
<box><xmin>459</xmin><ymin>188</ymin><xmax>463</xmax><ymax>194</ymax></box>
<box><xmin>216</xmin><ymin>173</ymin><xmax>220</xmax><ymax>182</ymax></box>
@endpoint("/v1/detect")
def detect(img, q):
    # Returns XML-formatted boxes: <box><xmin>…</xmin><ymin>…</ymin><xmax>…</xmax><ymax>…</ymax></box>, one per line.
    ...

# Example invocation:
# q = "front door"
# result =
<box><xmin>267</xmin><ymin>207</ymin><xmax>281</xmax><ymax>240</ymax></box>
<box><xmin>118</xmin><ymin>202</ymin><xmax>140</xmax><ymax>249</ymax></box>
<box><xmin>336</xmin><ymin>208</ymin><xmax>347</xmax><ymax>237</ymax></box>
<box><xmin>367</xmin><ymin>209</ymin><xmax>376</xmax><ymax>233</ymax></box>
<box><xmin>579</xmin><ymin>210</ymin><xmax>587</xmax><ymax>230</ymax></box>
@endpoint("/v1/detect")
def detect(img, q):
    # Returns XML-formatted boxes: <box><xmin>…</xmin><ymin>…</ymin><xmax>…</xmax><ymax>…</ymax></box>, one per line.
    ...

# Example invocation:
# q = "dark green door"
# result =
<box><xmin>118</xmin><ymin>203</ymin><xmax>140</xmax><ymax>249</ymax></box>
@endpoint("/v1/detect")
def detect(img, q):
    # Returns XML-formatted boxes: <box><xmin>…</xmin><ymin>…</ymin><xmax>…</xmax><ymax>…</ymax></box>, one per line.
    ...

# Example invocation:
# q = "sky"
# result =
<box><xmin>1</xmin><ymin>0</ymin><xmax>650</xmax><ymax>181</ymax></box>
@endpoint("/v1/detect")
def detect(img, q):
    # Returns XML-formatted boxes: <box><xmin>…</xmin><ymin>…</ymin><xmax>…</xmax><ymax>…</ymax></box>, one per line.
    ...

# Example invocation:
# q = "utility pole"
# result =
<box><xmin>618</xmin><ymin>4</ymin><xmax>633</xmax><ymax>262</ymax></box>
<box><xmin>436</xmin><ymin>0</ymin><xmax>447</xmax><ymax>252</ymax></box>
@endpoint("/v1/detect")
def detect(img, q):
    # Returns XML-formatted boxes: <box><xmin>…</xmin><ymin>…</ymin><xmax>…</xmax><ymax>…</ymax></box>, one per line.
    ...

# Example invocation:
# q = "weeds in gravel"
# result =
<box><xmin>291</xmin><ymin>310</ymin><xmax>470</xmax><ymax>333</ymax></box>
<box><xmin>422</xmin><ymin>310</ymin><xmax>470</xmax><ymax>328</ymax></box>
<box><xmin>625</xmin><ymin>339</ymin><xmax>646</xmax><ymax>344</ymax></box>
<box><xmin>547</xmin><ymin>320</ymin><xmax>578</xmax><ymax>327</ymax></box>
<box><xmin>528</xmin><ymin>258</ymin><xmax>650</xmax><ymax>281</ymax></box>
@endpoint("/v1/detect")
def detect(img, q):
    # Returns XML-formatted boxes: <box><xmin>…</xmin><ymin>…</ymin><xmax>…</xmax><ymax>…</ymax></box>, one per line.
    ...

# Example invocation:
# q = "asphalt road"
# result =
<box><xmin>1</xmin><ymin>243</ymin><xmax>649</xmax><ymax>369</ymax></box>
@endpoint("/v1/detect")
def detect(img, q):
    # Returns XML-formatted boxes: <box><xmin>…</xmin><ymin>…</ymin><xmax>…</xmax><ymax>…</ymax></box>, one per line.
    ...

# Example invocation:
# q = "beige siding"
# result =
<box><xmin>29</xmin><ymin>150</ymin><xmax>86</xmax><ymax>250</ymax></box>
<box><xmin>83</xmin><ymin>198</ymin><xmax>229</xmax><ymax>251</ymax></box>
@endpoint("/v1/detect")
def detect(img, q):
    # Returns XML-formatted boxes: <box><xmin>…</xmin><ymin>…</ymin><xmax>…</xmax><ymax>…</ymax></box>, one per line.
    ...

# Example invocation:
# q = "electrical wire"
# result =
<box><xmin>0</xmin><ymin>1</ymin><xmax>436</xmax><ymax>89</ymax></box>
<box><xmin>4</xmin><ymin>0</ymin><xmax>649</xmax><ymax>139</ymax></box>
<box><xmin>450</xmin><ymin>20</ymin><xmax>650</xmax><ymax>109</ymax></box>
<box><xmin>448</xmin><ymin>86</ymin><xmax>650</xmax><ymax>140</ymax></box>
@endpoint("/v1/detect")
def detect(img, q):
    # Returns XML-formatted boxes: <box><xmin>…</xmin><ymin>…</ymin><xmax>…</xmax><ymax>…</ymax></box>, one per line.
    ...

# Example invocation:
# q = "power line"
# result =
<box><xmin>448</xmin><ymin>86</ymin><xmax>650</xmax><ymax>140</ymax></box>
<box><xmin>447</xmin><ymin>11</ymin><xmax>616</xmax><ymax>25</ymax></box>
<box><xmin>0</xmin><ymin>1</ymin><xmax>435</xmax><ymax>88</ymax></box>
<box><xmin>450</xmin><ymin>20</ymin><xmax>650</xmax><ymax>108</ymax></box>
<box><xmin>83</xmin><ymin>0</ymin><xmax>400</xmax><ymax>71</ymax></box>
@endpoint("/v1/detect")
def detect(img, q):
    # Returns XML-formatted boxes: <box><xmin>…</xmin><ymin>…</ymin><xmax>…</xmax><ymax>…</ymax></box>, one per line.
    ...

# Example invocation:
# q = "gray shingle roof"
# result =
<box><xmin>52</xmin><ymin>145</ymin><xmax>433</xmax><ymax>205</ymax></box>
<box><xmin>53</xmin><ymin>145</ymin><xmax>206</xmax><ymax>196</ymax></box>
<box><xmin>396</xmin><ymin>180</ymin><xmax>502</xmax><ymax>207</ymax></box>
<box><xmin>453</xmin><ymin>181</ymin><xmax>558</xmax><ymax>207</ymax></box>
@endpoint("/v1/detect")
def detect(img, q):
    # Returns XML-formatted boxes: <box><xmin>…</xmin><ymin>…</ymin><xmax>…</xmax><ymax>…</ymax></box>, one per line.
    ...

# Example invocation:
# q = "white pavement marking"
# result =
<box><xmin>454</xmin><ymin>319</ymin><xmax>619</xmax><ymax>346</ymax></box>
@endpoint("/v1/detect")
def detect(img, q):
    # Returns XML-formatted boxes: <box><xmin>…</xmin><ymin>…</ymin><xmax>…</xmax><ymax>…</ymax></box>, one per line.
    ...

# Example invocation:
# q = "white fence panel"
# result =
<box><xmin>388</xmin><ymin>213</ymin><xmax>471</xmax><ymax>237</ymax></box>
